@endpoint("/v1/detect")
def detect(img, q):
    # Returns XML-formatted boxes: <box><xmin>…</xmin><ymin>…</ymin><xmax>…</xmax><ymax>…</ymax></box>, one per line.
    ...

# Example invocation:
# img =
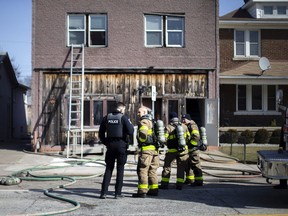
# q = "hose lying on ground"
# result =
<box><xmin>1</xmin><ymin>156</ymin><xmax>106</xmax><ymax>216</ymax></box>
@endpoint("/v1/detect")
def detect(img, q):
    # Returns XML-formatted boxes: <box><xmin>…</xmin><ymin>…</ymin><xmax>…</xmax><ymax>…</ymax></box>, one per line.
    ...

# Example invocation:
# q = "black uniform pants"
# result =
<box><xmin>101</xmin><ymin>141</ymin><xmax>128</xmax><ymax>196</ymax></box>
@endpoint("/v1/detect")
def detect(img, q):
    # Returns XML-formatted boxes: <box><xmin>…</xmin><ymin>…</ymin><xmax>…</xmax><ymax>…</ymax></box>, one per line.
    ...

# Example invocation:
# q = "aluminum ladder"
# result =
<box><xmin>66</xmin><ymin>44</ymin><xmax>85</xmax><ymax>158</ymax></box>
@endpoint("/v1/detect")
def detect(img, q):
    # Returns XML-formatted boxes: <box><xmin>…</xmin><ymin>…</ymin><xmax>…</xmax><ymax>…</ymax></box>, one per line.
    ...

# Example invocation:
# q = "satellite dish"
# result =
<box><xmin>259</xmin><ymin>57</ymin><xmax>271</xmax><ymax>71</ymax></box>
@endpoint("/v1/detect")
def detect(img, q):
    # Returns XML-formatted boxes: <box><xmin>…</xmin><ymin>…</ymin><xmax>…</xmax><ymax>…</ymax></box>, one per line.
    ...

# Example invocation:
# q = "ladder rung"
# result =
<box><xmin>71</xmin><ymin>119</ymin><xmax>80</xmax><ymax>122</ymax></box>
<box><xmin>71</xmin><ymin>110</ymin><xmax>81</xmax><ymax>113</ymax></box>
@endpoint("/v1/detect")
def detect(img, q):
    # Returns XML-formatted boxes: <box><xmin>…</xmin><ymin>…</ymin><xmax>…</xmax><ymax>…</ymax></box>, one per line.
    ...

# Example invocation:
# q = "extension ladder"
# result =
<box><xmin>66</xmin><ymin>44</ymin><xmax>85</xmax><ymax>158</ymax></box>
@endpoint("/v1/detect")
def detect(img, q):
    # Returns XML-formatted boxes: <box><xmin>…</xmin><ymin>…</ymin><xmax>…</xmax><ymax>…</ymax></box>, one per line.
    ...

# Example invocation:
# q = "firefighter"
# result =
<box><xmin>274</xmin><ymin>124</ymin><xmax>287</xmax><ymax>189</ymax></box>
<box><xmin>182</xmin><ymin>114</ymin><xmax>204</xmax><ymax>186</ymax></box>
<box><xmin>159</xmin><ymin>112</ymin><xmax>190</xmax><ymax>190</ymax></box>
<box><xmin>132</xmin><ymin>106</ymin><xmax>162</xmax><ymax>198</ymax></box>
<box><xmin>99</xmin><ymin>102</ymin><xmax>134</xmax><ymax>199</ymax></box>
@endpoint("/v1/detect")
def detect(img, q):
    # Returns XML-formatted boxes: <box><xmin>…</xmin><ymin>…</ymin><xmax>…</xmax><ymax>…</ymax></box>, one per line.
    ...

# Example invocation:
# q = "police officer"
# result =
<box><xmin>99</xmin><ymin>102</ymin><xmax>134</xmax><ymax>199</ymax></box>
<box><xmin>182</xmin><ymin>114</ymin><xmax>204</xmax><ymax>186</ymax></box>
<box><xmin>160</xmin><ymin>112</ymin><xmax>190</xmax><ymax>190</ymax></box>
<box><xmin>132</xmin><ymin>106</ymin><xmax>161</xmax><ymax>198</ymax></box>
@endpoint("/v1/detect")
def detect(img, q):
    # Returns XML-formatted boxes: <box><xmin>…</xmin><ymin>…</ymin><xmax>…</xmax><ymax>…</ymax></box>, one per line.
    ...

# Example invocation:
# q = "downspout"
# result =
<box><xmin>216</xmin><ymin>0</ymin><xmax>220</xmax><ymax>147</ymax></box>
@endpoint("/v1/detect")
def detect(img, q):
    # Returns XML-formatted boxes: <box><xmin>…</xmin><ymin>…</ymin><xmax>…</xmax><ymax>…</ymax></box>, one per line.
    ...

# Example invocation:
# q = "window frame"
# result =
<box><xmin>67</xmin><ymin>13</ymin><xmax>108</xmax><ymax>47</ymax></box>
<box><xmin>88</xmin><ymin>14</ymin><xmax>108</xmax><ymax>47</ymax></box>
<box><xmin>144</xmin><ymin>14</ymin><xmax>185</xmax><ymax>48</ymax></box>
<box><xmin>166</xmin><ymin>16</ymin><xmax>184</xmax><ymax>47</ymax></box>
<box><xmin>234</xmin><ymin>29</ymin><xmax>260</xmax><ymax>58</ymax></box>
<box><xmin>236</xmin><ymin>85</ymin><xmax>278</xmax><ymax>114</ymax></box>
<box><xmin>65</xmin><ymin>96</ymin><xmax>119</xmax><ymax>128</ymax></box>
<box><xmin>145</xmin><ymin>15</ymin><xmax>163</xmax><ymax>47</ymax></box>
<box><xmin>262</xmin><ymin>5</ymin><xmax>288</xmax><ymax>17</ymax></box>
<box><xmin>67</xmin><ymin>14</ymin><xmax>86</xmax><ymax>46</ymax></box>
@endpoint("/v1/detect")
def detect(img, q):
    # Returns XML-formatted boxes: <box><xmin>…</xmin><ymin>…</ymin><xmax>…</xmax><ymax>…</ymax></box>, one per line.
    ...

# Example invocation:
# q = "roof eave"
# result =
<box><xmin>219</xmin><ymin>20</ymin><xmax>288</xmax><ymax>29</ymax></box>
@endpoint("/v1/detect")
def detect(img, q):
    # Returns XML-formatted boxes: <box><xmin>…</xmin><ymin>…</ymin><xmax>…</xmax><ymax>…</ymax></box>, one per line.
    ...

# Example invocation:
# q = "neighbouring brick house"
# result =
<box><xmin>219</xmin><ymin>0</ymin><xmax>288</xmax><ymax>133</ymax></box>
<box><xmin>31</xmin><ymin>0</ymin><xmax>219</xmax><ymax>153</ymax></box>
<box><xmin>0</xmin><ymin>53</ymin><xmax>30</xmax><ymax>142</ymax></box>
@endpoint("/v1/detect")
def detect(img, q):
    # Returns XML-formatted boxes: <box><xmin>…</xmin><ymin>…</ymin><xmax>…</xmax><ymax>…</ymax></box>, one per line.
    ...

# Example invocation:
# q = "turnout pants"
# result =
<box><xmin>188</xmin><ymin>149</ymin><xmax>203</xmax><ymax>183</ymax></box>
<box><xmin>137</xmin><ymin>149</ymin><xmax>160</xmax><ymax>194</ymax></box>
<box><xmin>161</xmin><ymin>151</ymin><xmax>189</xmax><ymax>188</ymax></box>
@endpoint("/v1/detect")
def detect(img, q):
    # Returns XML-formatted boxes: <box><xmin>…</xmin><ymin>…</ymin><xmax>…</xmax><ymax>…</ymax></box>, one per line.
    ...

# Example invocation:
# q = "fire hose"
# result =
<box><xmin>0</xmin><ymin>156</ymin><xmax>106</xmax><ymax>216</ymax></box>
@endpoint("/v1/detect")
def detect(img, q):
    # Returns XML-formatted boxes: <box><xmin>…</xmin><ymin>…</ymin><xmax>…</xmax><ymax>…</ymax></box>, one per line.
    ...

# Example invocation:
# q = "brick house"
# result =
<box><xmin>31</xmin><ymin>0</ymin><xmax>219</xmax><ymax>153</ymax></box>
<box><xmin>0</xmin><ymin>53</ymin><xmax>30</xmax><ymax>142</ymax></box>
<box><xmin>219</xmin><ymin>0</ymin><xmax>288</xmax><ymax>132</ymax></box>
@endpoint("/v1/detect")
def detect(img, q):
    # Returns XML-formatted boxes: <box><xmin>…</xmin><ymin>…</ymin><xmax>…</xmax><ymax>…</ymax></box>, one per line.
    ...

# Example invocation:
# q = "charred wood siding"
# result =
<box><xmin>40</xmin><ymin>72</ymin><xmax>207</xmax><ymax>145</ymax></box>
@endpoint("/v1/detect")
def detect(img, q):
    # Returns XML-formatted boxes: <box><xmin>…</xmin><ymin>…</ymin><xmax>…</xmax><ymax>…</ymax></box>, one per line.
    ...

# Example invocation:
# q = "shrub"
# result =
<box><xmin>225</xmin><ymin>129</ymin><xmax>239</xmax><ymax>144</ymax></box>
<box><xmin>238</xmin><ymin>129</ymin><xmax>254</xmax><ymax>144</ymax></box>
<box><xmin>269</xmin><ymin>129</ymin><xmax>281</xmax><ymax>144</ymax></box>
<box><xmin>254</xmin><ymin>128</ymin><xmax>270</xmax><ymax>144</ymax></box>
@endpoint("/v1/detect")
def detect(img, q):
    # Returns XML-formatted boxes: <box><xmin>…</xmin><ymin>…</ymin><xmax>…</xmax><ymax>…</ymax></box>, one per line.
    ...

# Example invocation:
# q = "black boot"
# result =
<box><xmin>147</xmin><ymin>190</ymin><xmax>158</xmax><ymax>196</ymax></box>
<box><xmin>132</xmin><ymin>193</ymin><xmax>146</xmax><ymax>198</ymax></box>
<box><xmin>191</xmin><ymin>180</ymin><xmax>203</xmax><ymax>187</ymax></box>
<box><xmin>159</xmin><ymin>184</ymin><xmax>169</xmax><ymax>189</ymax></box>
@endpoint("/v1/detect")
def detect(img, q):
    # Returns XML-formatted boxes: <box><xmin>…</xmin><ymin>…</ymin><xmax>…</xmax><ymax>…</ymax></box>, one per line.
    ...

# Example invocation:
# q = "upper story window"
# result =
<box><xmin>234</xmin><ymin>30</ymin><xmax>260</xmax><ymax>57</ymax></box>
<box><xmin>264</xmin><ymin>6</ymin><xmax>273</xmax><ymax>15</ymax></box>
<box><xmin>277</xmin><ymin>6</ymin><xmax>287</xmax><ymax>15</ymax></box>
<box><xmin>145</xmin><ymin>15</ymin><xmax>184</xmax><ymax>47</ymax></box>
<box><xmin>67</xmin><ymin>14</ymin><xmax>107</xmax><ymax>47</ymax></box>
<box><xmin>262</xmin><ymin>5</ymin><xmax>287</xmax><ymax>17</ymax></box>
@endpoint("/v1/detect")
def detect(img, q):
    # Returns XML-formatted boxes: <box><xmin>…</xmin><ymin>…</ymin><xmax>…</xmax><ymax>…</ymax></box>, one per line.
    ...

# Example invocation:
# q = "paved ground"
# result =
<box><xmin>0</xmin><ymin>140</ymin><xmax>288</xmax><ymax>216</ymax></box>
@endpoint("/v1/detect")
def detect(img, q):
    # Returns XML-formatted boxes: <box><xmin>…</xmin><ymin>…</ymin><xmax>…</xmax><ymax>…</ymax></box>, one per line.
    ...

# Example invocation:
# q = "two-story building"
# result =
<box><xmin>31</xmin><ymin>0</ymin><xmax>219</xmax><ymax>153</ymax></box>
<box><xmin>219</xmin><ymin>0</ymin><xmax>288</xmax><ymax>132</ymax></box>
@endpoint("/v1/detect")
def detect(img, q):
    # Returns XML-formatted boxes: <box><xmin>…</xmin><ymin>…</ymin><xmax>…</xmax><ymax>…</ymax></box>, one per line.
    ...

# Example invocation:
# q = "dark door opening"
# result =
<box><xmin>185</xmin><ymin>99</ymin><xmax>203</xmax><ymax>127</ymax></box>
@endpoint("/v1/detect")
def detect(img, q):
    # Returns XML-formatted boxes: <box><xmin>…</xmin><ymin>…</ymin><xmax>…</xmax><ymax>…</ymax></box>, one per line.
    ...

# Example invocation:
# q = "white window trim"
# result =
<box><xmin>165</xmin><ymin>16</ymin><xmax>184</xmax><ymax>48</ymax></box>
<box><xmin>67</xmin><ymin>14</ymin><xmax>86</xmax><ymax>47</ymax></box>
<box><xmin>235</xmin><ymin>85</ymin><xmax>280</xmax><ymax>115</ymax></box>
<box><xmin>88</xmin><ymin>14</ymin><xmax>107</xmax><ymax>47</ymax></box>
<box><xmin>144</xmin><ymin>15</ymin><xmax>163</xmax><ymax>47</ymax></box>
<box><xmin>144</xmin><ymin>15</ymin><xmax>184</xmax><ymax>48</ymax></box>
<box><xmin>261</xmin><ymin>4</ymin><xmax>288</xmax><ymax>18</ymax></box>
<box><xmin>234</xmin><ymin>29</ymin><xmax>260</xmax><ymax>58</ymax></box>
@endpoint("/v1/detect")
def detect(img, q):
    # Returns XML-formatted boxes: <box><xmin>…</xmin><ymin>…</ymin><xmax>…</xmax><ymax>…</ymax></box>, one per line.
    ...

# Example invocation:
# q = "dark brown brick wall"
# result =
<box><xmin>219</xmin><ymin>28</ymin><xmax>288</xmax><ymax>72</ymax></box>
<box><xmin>261</xmin><ymin>29</ymin><xmax>288</xmax><ymax>60</ymax></box>
<box><xmin>32</xmin><ymin>0</ymin><xmax>217</xmax><ymax>70</ymax></box>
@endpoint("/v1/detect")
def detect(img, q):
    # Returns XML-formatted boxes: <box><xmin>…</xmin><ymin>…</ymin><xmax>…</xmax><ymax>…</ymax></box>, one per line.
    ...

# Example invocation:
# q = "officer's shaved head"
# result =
<box><xmin>138</xmin><ymin>106</ymin><xmax>148</xmax><ymax>117</ymax></box>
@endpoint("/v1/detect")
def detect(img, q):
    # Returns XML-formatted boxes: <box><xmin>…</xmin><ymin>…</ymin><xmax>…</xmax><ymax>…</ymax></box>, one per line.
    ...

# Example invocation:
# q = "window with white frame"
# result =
<box><xmin>277</xmin><ymin>6</ymin><xmax>287</xmax><ymax>15</ymax></box>
<box><xmin>145</xmin><ymin>15</ymin><xmax>184</xmax><ymax>47</ymax></box>
<box><xmin>234</xmin><ymin>30</ymin><xmax>260</xmax><ymax>57</ymax></box>
<box><xmin>237</xmin><ymin>85</ymin><xmax>276</xmax><ymax>112</ymax></box>
<box><xmin>262</xmin><ymin>5</ymin><xmax>287</xmax><ymax>17</ymax></box>
<box><xmin>67</xmin><ymin>14</ymin><xmax>107</xmax><ymax>47</ymax></box>
<box><xmin>68</xmin><ymin>15</ymin><xmax>86</xmax><ymax>45</ymax></box>
<box><xmin>264</xmin><ymin>6</ymin><xmax>273</xmax><ymax>15</ymax></box>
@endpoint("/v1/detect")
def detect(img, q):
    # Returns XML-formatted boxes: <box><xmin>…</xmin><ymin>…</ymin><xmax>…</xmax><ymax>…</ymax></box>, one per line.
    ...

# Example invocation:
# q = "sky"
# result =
<box><xmin>0</xmin><ymin>0</ymin><xmax>244</xmax><ymax>80</ymax></box>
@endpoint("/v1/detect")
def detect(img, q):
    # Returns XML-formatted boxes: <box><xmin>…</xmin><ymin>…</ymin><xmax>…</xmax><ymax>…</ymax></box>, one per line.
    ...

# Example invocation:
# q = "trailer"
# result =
<box><xmin>257</xmin><ymin>89</ymin><xmax>288</xmax><ymax>184</ymax></box>
<box><xmin>257</xmin><ymin>150</ymin><xmax>288</xmax><ymax>183</ymax></box>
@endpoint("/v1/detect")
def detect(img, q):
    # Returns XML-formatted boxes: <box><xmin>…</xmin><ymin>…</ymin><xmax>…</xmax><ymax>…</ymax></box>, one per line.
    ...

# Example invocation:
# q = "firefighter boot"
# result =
<box><xmin>191</xmin><ymin>180</ymin><xmax>203</xmax><ymax>187</ymax></box>
<box><xmin>159</xmin><ymin>184</ymin><xmax>169</xmax><ymax>190</ymax></box>
<box><xmin>132</xmin><ymin>193</ymin><xmax>147</xmax><ymax>198</ymax></box>
<box><xmin>147</xmin><ymin>189</ymin><xmax>158</xmax><ymax>196</ymax></box>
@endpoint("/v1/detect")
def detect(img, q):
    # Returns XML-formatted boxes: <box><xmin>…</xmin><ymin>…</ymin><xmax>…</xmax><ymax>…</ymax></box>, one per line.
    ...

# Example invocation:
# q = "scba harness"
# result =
<box><xmin>138</xmin><ymin>115</ymin><xmax>165</xmax><ymax>149</ymax></box>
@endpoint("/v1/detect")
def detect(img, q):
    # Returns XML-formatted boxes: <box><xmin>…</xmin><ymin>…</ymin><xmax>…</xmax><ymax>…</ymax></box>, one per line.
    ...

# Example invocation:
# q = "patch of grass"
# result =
<box><xmin>219</xmin><ymin>144</ymin><xmax>279</xmax><ymax>164</ymax></box>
